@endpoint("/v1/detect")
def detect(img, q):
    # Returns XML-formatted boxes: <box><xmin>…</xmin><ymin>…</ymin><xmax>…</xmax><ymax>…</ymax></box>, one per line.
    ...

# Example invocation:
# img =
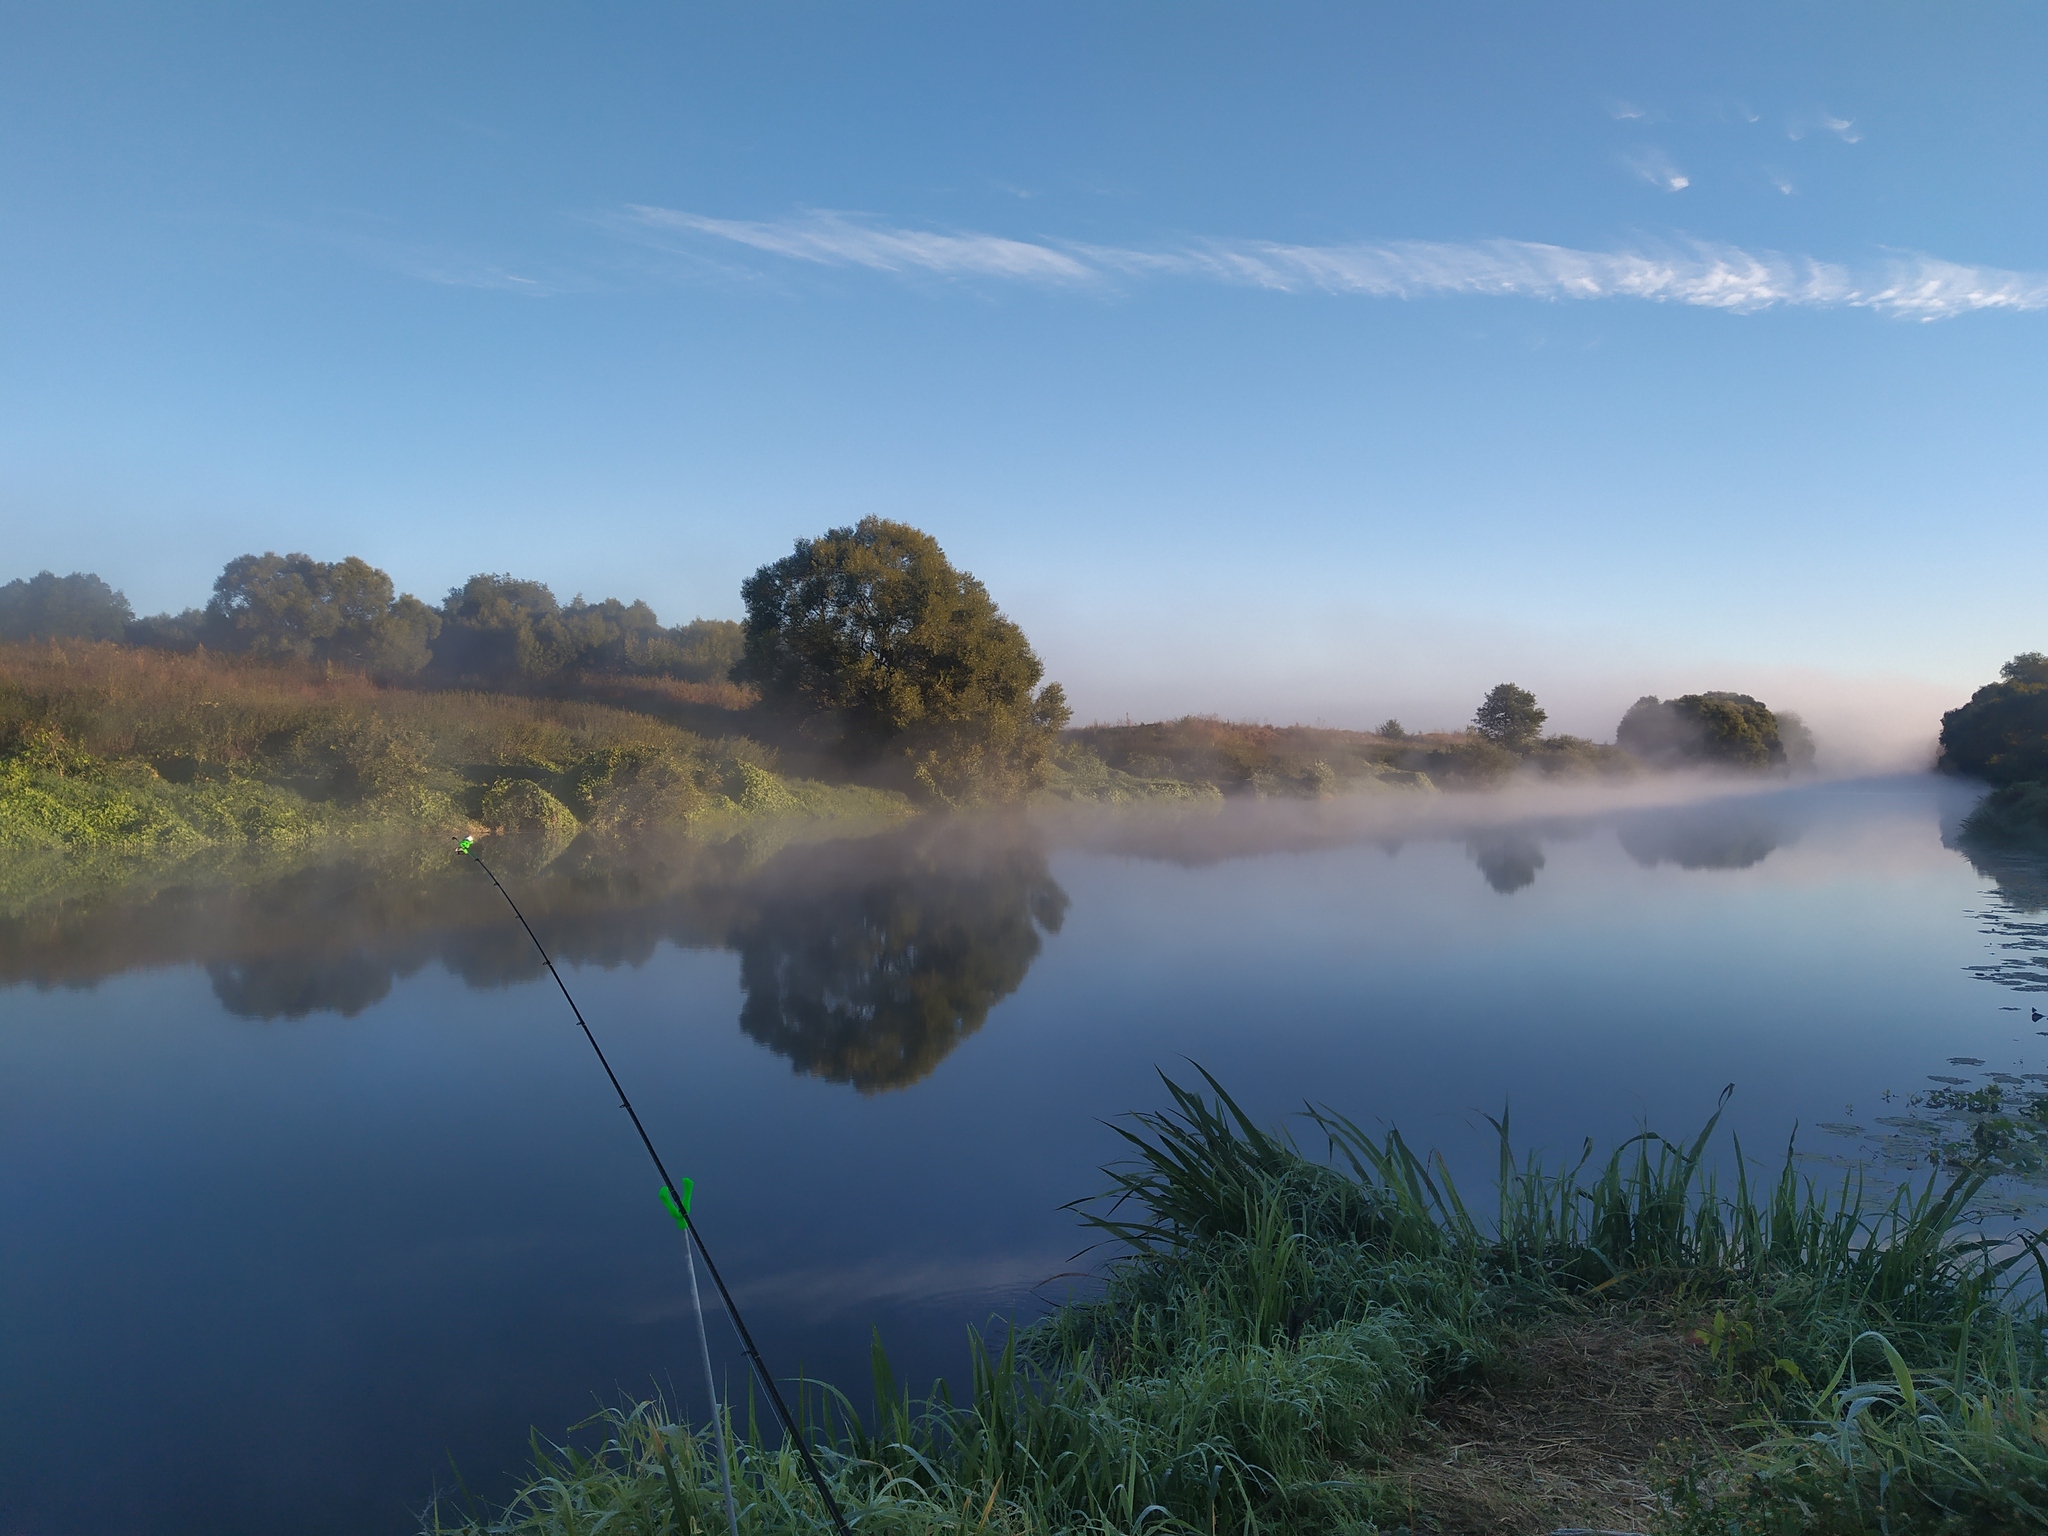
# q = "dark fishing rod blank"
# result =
<box><xmin>456</xmin><ymin>839</ymin><xmax>854</xmax><ymax>1536</ymax></box>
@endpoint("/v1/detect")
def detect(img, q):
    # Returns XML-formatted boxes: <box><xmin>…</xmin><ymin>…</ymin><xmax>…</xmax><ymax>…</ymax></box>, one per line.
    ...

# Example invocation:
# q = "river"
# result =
<box><xmin>4</xmin><ymin>774</ymin><xmax>2044</xmax><ymax>1535</ymax></box>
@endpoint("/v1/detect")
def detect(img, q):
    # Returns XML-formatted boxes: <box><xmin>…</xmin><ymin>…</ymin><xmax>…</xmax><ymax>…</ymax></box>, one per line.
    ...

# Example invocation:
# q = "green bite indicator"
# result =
<box><xmin>457</xmin><ymin>836</ymin><xmax>474</xmax><ymax>855</ymax></box>
<box><xmin>660</xmin><ymin>1179</ymin><xmax>695</xmax><ymax>1231</ymax></box>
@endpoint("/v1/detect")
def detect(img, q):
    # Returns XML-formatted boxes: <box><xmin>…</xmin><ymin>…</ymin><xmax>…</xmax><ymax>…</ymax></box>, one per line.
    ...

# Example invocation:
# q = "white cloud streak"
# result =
<box><xmin>618</xmin><ymin>207</ymin><xmax>2048</xmax><ymax>321</ymax></box>
<box><xmin>625</xmin><ymin>205</ymin><xmax>1095</xmax><ymax>283</ymax></box>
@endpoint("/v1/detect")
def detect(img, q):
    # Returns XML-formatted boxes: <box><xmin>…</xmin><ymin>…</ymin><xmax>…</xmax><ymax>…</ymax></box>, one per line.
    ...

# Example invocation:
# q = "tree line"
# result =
<box><xmin>5</xmin><ymin>527</ymin><xmax>1835</xmax><ymax>800</ymax></box>
<box><xmin>0</xmin><ymin>558</ymin><xmax>744</xmax><ymax>687</ymax></box>
<box><xmin>1</xmin><ymin>519</ymin><xmax>1071</xmax><ymax>803</ymax></box>
<box><xmin>1458</xmin><ymin>681</ymin><xmax>1815</xmax><ymax>773</ymax></box>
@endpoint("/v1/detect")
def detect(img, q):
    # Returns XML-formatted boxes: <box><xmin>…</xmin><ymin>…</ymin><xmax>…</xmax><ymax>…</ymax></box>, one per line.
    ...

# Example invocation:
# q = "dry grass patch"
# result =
<box><xmin>1386</xmin><ymin>1311</ymin><xmax>1737</xmax><ymax>1536</ymax></box>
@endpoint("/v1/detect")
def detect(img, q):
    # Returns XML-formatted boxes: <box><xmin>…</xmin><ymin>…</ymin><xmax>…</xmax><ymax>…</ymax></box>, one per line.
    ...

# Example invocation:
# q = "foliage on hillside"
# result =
<box><xmin>0</xmin><ymin>641</ymin><xmax>908</xmax><ymax>899</ymax></box>
<box><xmin>1941</xmin><ymin>653</ymin><xmax>2048</xmax><ymax>786</ymax></box>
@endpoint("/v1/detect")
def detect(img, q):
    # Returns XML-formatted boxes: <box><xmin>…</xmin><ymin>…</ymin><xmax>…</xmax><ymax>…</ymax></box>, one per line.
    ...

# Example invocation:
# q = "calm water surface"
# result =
<box><xmin>5</xmin><ymin>776</ymin><xmax>2046</xmax><ymax>1535</ymax></box>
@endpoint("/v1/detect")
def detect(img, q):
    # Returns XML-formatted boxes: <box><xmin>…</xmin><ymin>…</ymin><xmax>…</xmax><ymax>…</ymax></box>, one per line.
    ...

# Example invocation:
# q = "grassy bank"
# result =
<box><xmin>0</xmin><ymin>640</ymin><xmax>911</xmax><ymax>906</ymax></box>
<box><xmin>432</xmin><ymin>1076</ymin><xmax>2048</xmax><ymax>1535</ymax></box>
<box><xmin>1964</xmin><ymin>781</ymin><xmax>2048</xmax><ymax>848</ymax></box>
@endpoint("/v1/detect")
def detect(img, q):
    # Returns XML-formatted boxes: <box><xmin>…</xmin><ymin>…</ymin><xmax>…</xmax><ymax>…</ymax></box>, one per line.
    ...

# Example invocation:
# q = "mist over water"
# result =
<box><xmin>5</xmin><ymin>774</ymin><xmax>2047</xmax><ymax>1535</ymax></box>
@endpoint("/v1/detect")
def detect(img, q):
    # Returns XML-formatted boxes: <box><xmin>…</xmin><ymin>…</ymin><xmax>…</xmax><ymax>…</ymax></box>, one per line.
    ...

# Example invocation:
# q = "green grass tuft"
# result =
<box><xmin>430</xmin><ymin>1073</ymin><xmax>2048</xmax><ymax>1535</ymax></box>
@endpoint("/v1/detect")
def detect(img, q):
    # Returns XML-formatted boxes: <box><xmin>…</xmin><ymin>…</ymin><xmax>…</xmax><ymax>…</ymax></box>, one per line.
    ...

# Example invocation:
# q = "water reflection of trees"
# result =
<box><xmin>1945</xmin><ymin>822</ymin><xmax>2048</xmax><ymax>993</ymax></box>
<box><xmin>1466</xmin><ymin>831</ymin><xmax>1544</xmax><ymax>894</ymax></box>
<box><xmin>0</xmin><ymin>822</ymin><xmax>1067</xmax><ymax>1089</ymax></box>
<box><xmin>730</xmin><ymin>826</ymin><xmax>1067</xmax><ymax>1092</ymax></box>
<box><xmin>1616</xmin><ymin>802</ymin><xmax>1791</xmax><ymax>871</ymax></box>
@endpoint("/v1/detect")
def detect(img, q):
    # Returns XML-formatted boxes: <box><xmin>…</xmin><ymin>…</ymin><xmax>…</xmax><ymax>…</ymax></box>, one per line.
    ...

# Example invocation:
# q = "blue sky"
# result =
<box><xmin>3</xmin><ymin>3</ymin><xmax>2042</xmax><ymax>758</ymax></box>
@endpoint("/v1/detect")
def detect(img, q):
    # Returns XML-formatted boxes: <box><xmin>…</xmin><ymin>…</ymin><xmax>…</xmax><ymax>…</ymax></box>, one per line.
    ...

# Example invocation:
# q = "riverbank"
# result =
<box><xmin>0</xmin><ymin>642</ymin><xmax>1513</xmax><ymax>906</ymax></box>
<box><xmin>0</xmin><ymin>640</ymin><xmax>915</xmax><ymax>909</ymax></box>
<box><xmin>434</xmin><ymin>1077</ymin><xmax>2048</xmax><ymax>1536</ymax></box>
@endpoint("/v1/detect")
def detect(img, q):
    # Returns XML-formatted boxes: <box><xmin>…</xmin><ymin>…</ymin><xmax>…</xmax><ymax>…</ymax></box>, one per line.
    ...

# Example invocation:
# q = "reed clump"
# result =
<box><xmin>431</xmin><ymin>1072</ymin><xmax>2048</xmax><ymax>1535</ymax></box>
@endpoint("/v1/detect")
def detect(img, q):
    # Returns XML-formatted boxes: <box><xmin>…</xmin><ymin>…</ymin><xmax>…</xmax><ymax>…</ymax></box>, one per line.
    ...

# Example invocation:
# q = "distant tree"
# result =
<box><xmin>1777</xmin><ymin>711</ymin><xmax>1818</xmax><ymax>774</ymax></box>
<box><xmin>662</xmin><ymin>618</ymin><xmax>745</xmax><ymax>682</ymax></box>
<box><xmin>0</xmin><ymin>571</ymin><xmax>133</xmax><ymax>642</ymax></box>
<box><xmin>1472</xmin><ymin>683</ymin><xmax>1546</xmax><ymax>751</ymax></box>
<box><xmin>433</xmin><ymin>575</ymin><xmax>743</xmax><ymax>686</ymax></box>
<box><xmin>737</xmin><ymin>518</ymin><xmax>1070</xmax><ymax>801</ymax></box>
<box><xmin>204</xmin><ymin>552</ymin><xmax>440</xmax><ymax>674</ymax></box>
<box><xmin>125</xmin><ymin>608</ymin><xmax>212</xmax><ymax>651</ymax></box>
<box><xmin>1939</xmin><ymin>652</ymin><xmax>2048</xmax><ymax>785</ymax></box>
<box><xmin>1618</xmin><ymin>692</ymin><xmax>1785</xmax><ymax>771</ymax></box>
<box><xmin>1377</xmin><ymin>718</ymin><xmax>1406</xmax><ymax>740</ymax></box>
<box><xmin>432</xmin><ymin>574</ymin><xmax>565</xmax><ymax>681</ymax></box>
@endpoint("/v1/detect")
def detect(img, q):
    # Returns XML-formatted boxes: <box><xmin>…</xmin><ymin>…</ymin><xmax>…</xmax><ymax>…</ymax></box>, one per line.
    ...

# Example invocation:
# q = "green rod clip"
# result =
<box><xmin>457</xmin><ymin>836</ymin><xmax>475</xmax><ymax>855</ymax></box>
<box><xmin>660</xmin><ymin>1178</ymin><xmax>695</xmax><ymax>1231</ymax></box>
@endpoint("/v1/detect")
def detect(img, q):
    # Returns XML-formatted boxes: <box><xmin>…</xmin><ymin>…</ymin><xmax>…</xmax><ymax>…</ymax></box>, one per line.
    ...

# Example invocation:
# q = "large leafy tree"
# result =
<box><xmin>737</xmin><ymin>518</ymin><xmax>1070</xmax><ymax>801</ymax></box>
<box><xmin>1617</xmin><ymin>692</ymin><xmax>1786</xmax><ymax>770</ymax></box>
<box><xmin>0</xmin><ymin>571</ymin><xmax>133</xmax><ymax>642</ymax></box>
<box><xmin>1939</xmin><ymin>652</ymin><xmax>2048</xmax><ymax>785</ymax></box>
<box><xmin>206</xmin><ymin>552</ymin><xmax>440</xmax><ymax>673</ymax></box>
<box><xmin>1472</xmin><ymin>683</ymin><xmax>1547</xmax><ymax>751</ymax></box>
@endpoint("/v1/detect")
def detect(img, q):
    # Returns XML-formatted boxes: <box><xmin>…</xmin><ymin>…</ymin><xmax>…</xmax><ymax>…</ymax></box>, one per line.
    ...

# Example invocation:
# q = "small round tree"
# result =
<box><xmin>1472</xmin><ymin>683</ymin><xmax>1546</xmax><ymax>752</ymax></box>
<box><xmin>737</xmin><ymin>518</ymin><xmax>1070</xmax><ymax>802</ymax></box>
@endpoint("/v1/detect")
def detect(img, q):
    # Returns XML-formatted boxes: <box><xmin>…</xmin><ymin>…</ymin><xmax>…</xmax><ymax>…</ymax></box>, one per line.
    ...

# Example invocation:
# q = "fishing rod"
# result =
<box><xmin>455</xmin><ymin>837</ymin><xmax>855</xmax><ymax>1536</ymax></box>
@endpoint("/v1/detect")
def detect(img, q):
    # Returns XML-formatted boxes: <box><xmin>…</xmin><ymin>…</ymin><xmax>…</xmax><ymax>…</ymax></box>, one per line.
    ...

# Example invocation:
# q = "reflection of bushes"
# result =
<box><xmin>0</xmin><ymin>826</ymin><xmax>1066</xmax><ymax>1097</ymax></box>
<box><xmin>1467</xmin><ymin>830</ymin><xmax>1544</xmax><ymax>893</ymax></box>
<box><xmin>732</xmin><ymin>825</ymin><xmax>1067</xmax><ymax>1092</ymax></box>
<box><xmin>1617</xmin><ymin>803</ymin><xmax>1791</xmax><ymax>871</ymax></box>
<box><xmin>206</xmin><ymin>953</ymin><xmax>404</xmax><ymax>1019</ymax></box>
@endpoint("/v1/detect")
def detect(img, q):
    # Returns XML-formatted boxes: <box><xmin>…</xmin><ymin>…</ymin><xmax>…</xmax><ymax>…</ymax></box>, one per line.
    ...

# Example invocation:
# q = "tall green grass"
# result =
<box><xmin>430</xmin><ymin>1072</ymin><xmax>2045</xmax><ymax>1536</ymax></box>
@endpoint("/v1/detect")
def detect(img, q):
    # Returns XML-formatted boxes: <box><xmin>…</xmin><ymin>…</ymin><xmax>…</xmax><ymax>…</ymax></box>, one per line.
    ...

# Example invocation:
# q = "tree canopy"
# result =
<box><xmin>1472</xmin><ymin>683</ymin><xmax>1546</xmax><ymax>751</ymax></box>
<box><xmin>1617</xmin><ymin>692</ymin><xmax>1787</xmax><ymax>771</ymax></box>
<box><xmin>0</xmin><ymin>571</ymin><xmax>133</xmax><ymax>642</ymax></box>
<box><xmin>736</xmin><ymin>518</ymin><xmax>1069</xmax><ymax>801</ymax></box>
<box><xmin>205</xmin><ymin>552</ymin><xmax>441</xmax><ymax>674</ymax></box>
<box><xmin>430</xmin><ymin>574</ymin><xmax>742</xmax><ymax>687</ymax></box>
<box><xmin>1939</xmin><ymin>652</ymin><xmax>2048</xmax><ymax>785</ymax></box>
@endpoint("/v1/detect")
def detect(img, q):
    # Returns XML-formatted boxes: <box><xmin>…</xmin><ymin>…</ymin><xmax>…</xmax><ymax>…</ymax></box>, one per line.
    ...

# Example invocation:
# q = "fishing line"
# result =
<box><xmin>455</xmin><ymin>838</ymin><xmax>854</xmax><ymax>1536</ymax></box>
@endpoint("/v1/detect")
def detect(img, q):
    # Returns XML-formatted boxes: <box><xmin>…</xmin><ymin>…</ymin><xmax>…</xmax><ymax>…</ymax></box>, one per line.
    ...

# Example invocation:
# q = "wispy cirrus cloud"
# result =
<box><xmin>611</xmin><ymin>206</ymin><xmax>2048</xmax><ymax>321</ymax></box>
<box><xmin>624</xmin><ymin>205</ymin><xmax>1095</xmax><ymax>283</ymax></box>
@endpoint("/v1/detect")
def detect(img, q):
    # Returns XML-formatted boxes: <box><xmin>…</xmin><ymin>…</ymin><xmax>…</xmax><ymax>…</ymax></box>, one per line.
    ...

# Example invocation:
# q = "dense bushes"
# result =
<box><xmin>1941</xmin><ymin>652</ymin><xmax>2048</xmax><ymax>786</ymax></box>
<box><xmin>0</xmin><ymin>641</ymin><xmax>902</xmax><ymax>877</ymax></box>
<box><xmin>1617</xmin><ymin>692</ymin><xmax>1814</xmax><ymax>773</ymax></box>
